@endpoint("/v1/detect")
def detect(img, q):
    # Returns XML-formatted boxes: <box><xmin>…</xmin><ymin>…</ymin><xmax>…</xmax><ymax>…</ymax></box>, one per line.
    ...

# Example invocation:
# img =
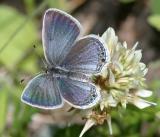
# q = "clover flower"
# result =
<box><xmin>79</xmin><ymin>27</ymin><xmax>156</xmax><ymax>137</ymax></box>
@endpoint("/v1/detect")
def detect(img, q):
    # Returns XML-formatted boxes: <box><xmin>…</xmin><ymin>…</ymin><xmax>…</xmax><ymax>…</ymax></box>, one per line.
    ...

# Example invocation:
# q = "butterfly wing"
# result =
<box><xmin>42</xmin><ymin>8</ymin><xmax>82</xmax><ymax>66</ymax></box>
<box><xmin>21</xmin><ymin>74</ymin><xmax>63</xmax><ymax>109</ymax></box>
<box><xmin>60</xmin><ymin>35</ymin><xmax>110</xmax><ymax>74</ymax></box>
<box><xmin>58</xmin><ymin>77</ymin><xmax>100</xmax><ymax>109</ymax></box>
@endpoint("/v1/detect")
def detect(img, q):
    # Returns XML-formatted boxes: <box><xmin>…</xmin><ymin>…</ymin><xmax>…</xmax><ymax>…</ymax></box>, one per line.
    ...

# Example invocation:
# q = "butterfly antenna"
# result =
<box><xmin>33</xmin><ymin>45</ymin><xmax>48</xmax><ymax>71</ymax></box>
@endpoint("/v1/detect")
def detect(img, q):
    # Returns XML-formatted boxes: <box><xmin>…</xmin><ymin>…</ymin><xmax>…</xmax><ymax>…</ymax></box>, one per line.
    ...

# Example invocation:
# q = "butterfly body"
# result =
<box><xmin>47</xmin><ymin>66</ymin><xmax>89</xmax><ymax>82</ymax></box>
<box><xmin>47</xmin><ymin>66</ymin><xmax>69</xmax><ymax>77</ymax></box>
<box><xmin>21</xmin><ymin>8</ymin><xmax>110</xmax><ymax>109</ymax></box>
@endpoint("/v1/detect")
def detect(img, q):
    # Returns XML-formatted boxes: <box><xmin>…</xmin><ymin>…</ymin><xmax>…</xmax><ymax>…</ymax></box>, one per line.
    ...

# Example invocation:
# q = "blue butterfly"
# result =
<box><xmin>21</xmin><ymin>8</ymin><xmax>110</xmax><ymax>109</ymax></box>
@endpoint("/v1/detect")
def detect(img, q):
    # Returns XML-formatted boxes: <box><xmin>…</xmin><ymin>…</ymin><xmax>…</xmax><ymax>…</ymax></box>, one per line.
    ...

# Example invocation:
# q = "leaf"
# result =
<box><xmin>0</xmin><ymin>83</ymin><xmax>8</xmax><ymax>133</ymax></box>
<box><xmin>18</xmin><ymin>52</ymin><xmax>38</xmax><ymax>73</ymax></box>
<box><xmin>150</xmin><ymin>0</ymin><xmax>160</xmax><ymax>15</ymax></box>
<box><xmin>48</xmin><ymin>0</ymin><xmax>66</xmax><ymax>10</ymax></box>
<box><xmin>24</xmin><ymin>0</ymin><xmax>36</xmax><ymax>14</ymax></box>
<box><xmin>0</xmin><ymin>5</ymin><xmax>37</xmax><ymax>70</ymax></box>
<box><xmin>148</xmin><ymin>14</ymin><xmax>160</xmax><ymax>31</ymax></box>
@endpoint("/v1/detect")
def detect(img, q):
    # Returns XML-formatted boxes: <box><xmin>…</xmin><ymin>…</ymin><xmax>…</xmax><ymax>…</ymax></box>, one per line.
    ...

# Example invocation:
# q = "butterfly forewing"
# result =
<box><xmin>60</xmin><ymin>35</ymin><xmax>109</xmax><ymax>74</ymax></box>
<box><xmin>58</xmin><ymin>77</ymin><xmax>100</xmax><ymax>109</ymax></box>
<box><xmin>21</xmin><ymin>74</ymin><xmax>63</xmax><ymax>109</ymax></box>
<box><xmin>42</xmin><ymin>9</ymin><xmax>82</xmax><ymax>66</ymax></box>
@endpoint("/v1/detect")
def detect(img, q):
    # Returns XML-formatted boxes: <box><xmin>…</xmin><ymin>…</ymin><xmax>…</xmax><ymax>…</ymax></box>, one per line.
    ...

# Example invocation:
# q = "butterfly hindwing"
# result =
<box><xmin>58</xmin><ymin>77</ymin><xmax>100</xmax><ymax>109</ymax></box>
<box><xmin>21</xmin><ymin>74</ymin><xmax>63</xmax><ymax>109</ymax></box>
<box><xmin>42</xmin><ymin>8</ymin><xmax>82</xmax><ymax>66</ymax></box>
<box><xmin>60</xmin><ymin>35</ymin><xmax>109</xmax><ymax>74</ymax></box>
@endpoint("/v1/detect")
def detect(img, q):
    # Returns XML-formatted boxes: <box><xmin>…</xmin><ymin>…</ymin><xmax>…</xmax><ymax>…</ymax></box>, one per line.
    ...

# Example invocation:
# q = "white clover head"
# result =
<box><xmin>79</xmin><ymin>27</ymin><xmax>156</xmax><ymax>137</ymax></box>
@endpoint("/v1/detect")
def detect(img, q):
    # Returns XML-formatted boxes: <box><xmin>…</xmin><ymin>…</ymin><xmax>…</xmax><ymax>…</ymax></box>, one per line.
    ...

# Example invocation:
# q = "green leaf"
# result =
<box><xmin>0</xmin><ymin>5</ymin><xmax>37</xmax><ymax>70</ymax></box>
<box><xmin>148</xmin><ymin>14</ymin><xmax>160</xmax><ymax>31</ymax></box>
<box><xmin>0</xmin><ymin>84</ymin><xmax>8</xmax><ymax>133</ymax></box>
<box><xmin>150</xmin><ymin>0</ymin><xmax>160</xmax><ymax>14</ymax></box>
<box><xmin>24</xmin><ymin>0</ymin><xmax>36</xmax><ymax>14</ymax></box>
<box><xmin>19</xmin><ymin>55</ymin><xmax>37</xmax><ymax>73</ymax></box>
<box><xmin>48</xmin><ymin>0</ymin><xmax>66</xmax><ymax>10</ymax></box>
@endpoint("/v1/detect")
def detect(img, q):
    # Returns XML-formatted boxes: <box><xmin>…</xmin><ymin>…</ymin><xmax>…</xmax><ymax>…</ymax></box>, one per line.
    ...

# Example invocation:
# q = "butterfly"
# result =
<box><xmin>21</xmin><ymin>8</ymin><xmax>110</xmax><ymax>109</ymax></box>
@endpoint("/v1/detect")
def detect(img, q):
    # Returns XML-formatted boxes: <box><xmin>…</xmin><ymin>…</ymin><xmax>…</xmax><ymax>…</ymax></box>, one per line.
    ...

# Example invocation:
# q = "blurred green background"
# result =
<box><xmin>0</xmin><ymin>0</ymin><xmax>160</xmax><ymax>137</ymax></box>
